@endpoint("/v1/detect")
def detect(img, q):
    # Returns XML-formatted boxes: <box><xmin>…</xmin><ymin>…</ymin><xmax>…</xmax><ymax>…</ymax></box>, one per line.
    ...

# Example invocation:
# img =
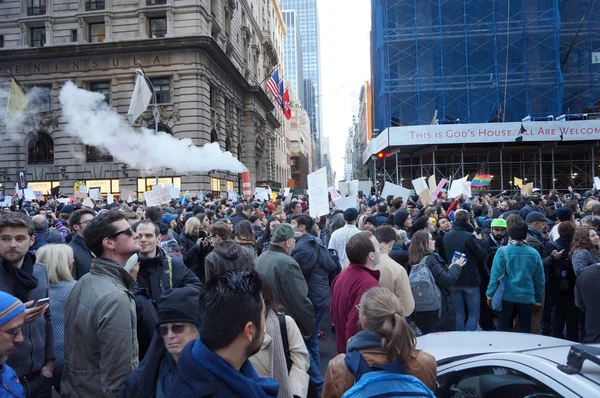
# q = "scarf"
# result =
<box><xmin>2</xmin><ymin>253</ymin><xmax>39</xmax><ymax>302</ymax></box>
<box><xmin>265</xmin><ymin>312</ymin><xmax>293</xmax><ymax>398</ymax></box>
<box><xmin>191</xmin><ymin>338</ymin><xmax>279</xmax><ymax>398</ymax></box>
<box><xmin>509</xmin><ymin>239</ymin><xmax>528</xmax><ymax>247</ymax></box>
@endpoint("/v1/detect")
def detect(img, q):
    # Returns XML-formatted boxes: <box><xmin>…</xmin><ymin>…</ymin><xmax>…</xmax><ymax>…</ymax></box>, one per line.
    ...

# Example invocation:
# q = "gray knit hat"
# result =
<box><xmin>125</xmin><ymin>254</ymin><xmax>139</xmax><ymax>273</ymax></box>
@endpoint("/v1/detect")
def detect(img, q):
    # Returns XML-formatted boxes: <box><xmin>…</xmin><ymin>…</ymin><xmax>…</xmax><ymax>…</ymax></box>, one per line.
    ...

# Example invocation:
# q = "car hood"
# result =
<box><xmin>416</xmin><ymin>332</ymin><xmax>574</xmax><ymax>364</ymax></box>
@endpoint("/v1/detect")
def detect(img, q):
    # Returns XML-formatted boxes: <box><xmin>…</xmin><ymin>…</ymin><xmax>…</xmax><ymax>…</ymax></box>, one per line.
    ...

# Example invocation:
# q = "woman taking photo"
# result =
<box><xmin>184</xmin><ymin>215</ymin><xmax>213</xmax><ymax>282</ymax></box>
<box><xmin>571</xmin><ymin>227</ymin><xmax>600</xmax><ymax>277</ymax></box>
<box><xmin>486</xmin><ymin>223</ymin><xmax>545</xmax><ymax>334</ymax></box>
<box><xmin>322</xmin><ymin>287</ymin><xmax>437</xmax><ymax>397</ymax></box>
<box><xmin>408</xmin><ymin>230</ymin><xmax>465</xmax><ymax>334</ymax></box>
<box><xmin>36</xmin><ymin>243</ymin><xmax>77</xmax><ymax>393</ymax></box>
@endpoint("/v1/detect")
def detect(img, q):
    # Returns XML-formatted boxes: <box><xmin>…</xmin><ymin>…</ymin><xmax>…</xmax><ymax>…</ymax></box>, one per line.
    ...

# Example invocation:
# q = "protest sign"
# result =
<box><xmin>594</xmin><ymin>177</ymin><xmax>600</xmax><ymax>190</ymax></box>
<box><xmin>428</xmin><ymin>175</ymin><xmax>437</xmax><ymax>193</ymax></box>
<box><xmin>328</xmin><ymin>187</ymin><xmax>341</xmax><ymax>200</ymax></box>
<box><xmin>432</xmin><ymin>178</ymin><xmax>448</xmax><ymax>198</ymax></box>
<box><xmin>380</xmin><ymin>182</ymin><xmax>412</xmax><ymax>201</ymax></box>
<box><xmin>308</xmin><ymin>167</ymin><xmax>329</xmax><ymax>218</ymax></box>
<box><xmin>521</xmin><ymin>182</ymin><xmax>534</xmax><ymax>196</ymax></box>
<box><xmin>255</xmin><ymin>188</ymin><xmax>270</xmax><ymax>201</ymax></box>
<box><xmin>107</xmin><ymin>193</ymin><xmax>114</xmax><ymax>205</ymax></box>
<box><xmin>88</xmin><ymin>187</ymin><xmax>100</xmax><ymax>199</ymax></box>
<box><xmin>82</xmin><ymin>198</ymin><xmax>95</xmax><ymax>208</ymax></box>
<box><xmin>513</xmin><ymin>177</ymin><xmax>523</xmax><ymax>188</ymax></box>
<box><xmin>228</xmin><ymin>190</ymin><xmax>238</xmax><ymax>201</ymax></box>
<box><xmin>448</xmin><ymin>176</ymin><xmax>469</xmax><ymax>198</ymax></box>
<box><xmin>333</xmin><ymin>196</ymin><xmax>358</xmax><ymax>211</ymax></box>
<box><xmin>412</xmin><ymin>178</ymin><xmax>429</xmax><ymax>196</ymax></box>
<box><xmin>144</xmin><ymin>187</ymin><xmax>171</xmax><ymax>206</ymax></box>
<box><xmin>33</xmin><ymin>191</ymin><xmax>43</xmax><ymax>201</ymax></box>
<box><xmin>23</xmin><ymin>187</ymin><xmax>36</xmax><ymax>201</ymax></box>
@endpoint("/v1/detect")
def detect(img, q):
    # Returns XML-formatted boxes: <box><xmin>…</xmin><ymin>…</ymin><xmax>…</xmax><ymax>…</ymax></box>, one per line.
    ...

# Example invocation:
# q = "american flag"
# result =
<box><xmin>266</xmin><ymin>68</ymin><xmax>283</xmax><ymax>106</ymax></box>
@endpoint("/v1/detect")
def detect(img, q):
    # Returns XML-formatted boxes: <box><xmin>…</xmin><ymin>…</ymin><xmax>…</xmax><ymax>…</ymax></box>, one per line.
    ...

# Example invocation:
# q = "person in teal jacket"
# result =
<box><xmin>486</xmin><ymin>222</ymin><xmax>545</xmax><ymax>334</ymax></box>
<box><xmin>0</xmin><ymin>291</ymin><xmax>26</xmax><ymax>398</ymax></box>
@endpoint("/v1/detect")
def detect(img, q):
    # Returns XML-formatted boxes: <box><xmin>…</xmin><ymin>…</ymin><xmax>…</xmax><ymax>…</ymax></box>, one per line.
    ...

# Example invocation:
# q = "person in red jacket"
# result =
<box><xmin>330</xmin><ymin>231</ymin><xmax>381</xmax><ymax>354</ymax></box>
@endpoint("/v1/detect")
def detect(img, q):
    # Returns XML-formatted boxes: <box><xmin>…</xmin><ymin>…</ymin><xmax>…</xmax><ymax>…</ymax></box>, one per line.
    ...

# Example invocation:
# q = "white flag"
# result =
<box><xmin>127</xmin><ymin>71</ymin><xmax>152</xmax><ymax>124</ymax></box>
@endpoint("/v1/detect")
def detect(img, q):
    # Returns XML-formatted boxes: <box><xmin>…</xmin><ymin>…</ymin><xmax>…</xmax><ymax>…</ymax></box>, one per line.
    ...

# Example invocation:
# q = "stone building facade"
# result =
<box><xmin>0</xmin><ymin>0</ymin><xmax>288</xmax><ymax>198</ymax></box>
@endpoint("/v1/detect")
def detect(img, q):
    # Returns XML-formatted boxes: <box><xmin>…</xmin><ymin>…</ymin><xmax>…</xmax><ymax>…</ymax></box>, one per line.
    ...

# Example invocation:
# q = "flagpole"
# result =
<box><xmin>259</xmin><ymin>64</ymin><xmax>279</xmax><ymax>87</ymax></box>
<box><xmin>136</xmin><ymin>62</ymin><xmax>159</xmax><ymax>186</ymax></box>
<box><xmin>6</xmin><ymin>70</ymin><xmax>28</xmax><ymax>94</ymax></box>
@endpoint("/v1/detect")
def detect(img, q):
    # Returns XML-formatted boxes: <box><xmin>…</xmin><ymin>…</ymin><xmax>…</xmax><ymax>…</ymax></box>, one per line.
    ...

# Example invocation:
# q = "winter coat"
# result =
<box><xmin>49</xmin><ymin>280</ymin><xmax>76</xmax><ymax>368</ymax></box>
<box><xmin>68</xmin><ymin>234</ymin><xmax>94</xmax><ymax>279</ymax></box>
<box><xmin>543</xmin><ymin>236</ymin><xmax>575</xmax><ymax>297</ymax></box>
<box><xmin>0</xmin><ymin>254</ymin><xmax>54</xmax><ymax>377</ymax></box>
<box><xmin>178</xmin><ymin>232</ymin><xmax>198</xmax><ymax>261</ymax></box>
<box><xmin>572</xmin><ymin>249</ymin><xmax>600</xmax><ymax>278</ymax></box>
<box><xmin>255</xmin><ymin>246</ymin><xmax>315</xmax><ymax>337</ymax></box>
<box><xmin>443</xmin><ymin>221</ymin><xmax>487</xmax><ymax>287</ymax></box>
<box><xmin>575</xmin><ymin>264</ymin><xmax>600</xmax><ymax>343</ymax></box>
<box><xmin>322</xmin><ymin>330</ymin><xmax>437</xmax><ymax>398</ymax></box>
<box><xmin>204</xmin><ymin>240</ymin><xmax>255</xmax><ymax>283</ymax></box>
<box><xmin>61</xmin><ymin>258</ymin><xmax>139</xmax><ymax>398</ymax></box>
<box><xmin>412</xmin><ymin>254</ymin><xmax>462</xmax><ymax>333</ymax></box>
<box><xmin>526</xmin><ymin>228</ymin><xmax>546</xmax><ymax>256</ymax></box>
<box><xmin>137</xmin><ymin>247</ymin><xmax>202</xmax><ymax>305</ymax></box>
<box><xmin>291</xmin><ymin>234</ymin><xmax>340</xmax><ymax>313</ymax></box>
<box><xmin>131</xmin><ymin>287</ymin><xmax>159</xmax><ymax>362</ymax></box>
<box><xmin>0</xmin><ymin>363</ymin><xmax>24</xmax><ymax>398</ymax></box>
<box><xmin>486</xmin><ymin>242</ymin><xmax>545</xmax><ymax>305</ymax></box>
<box><xmin>330</xmin><ymin>264</ymin><xmax>380</xmax><ymax>354</ymax></box>
<box><xmin>184</xmin><ymin>231</ymin><xmax>212</xmax><ymax>283</ymax></box>
<box><xmin>228</xmin><ymin>212</ymin><xmax>249</xmax><ymax>226</ymax></box>
<box><xmin>120</xmin><ymin>331</ymin><xmax>169</xmax><ymax>398</ymax></box>
<box><xmin>375</xmin><ymin>247</ymin><xmax>415</xmax><ymax>316</ymax></box>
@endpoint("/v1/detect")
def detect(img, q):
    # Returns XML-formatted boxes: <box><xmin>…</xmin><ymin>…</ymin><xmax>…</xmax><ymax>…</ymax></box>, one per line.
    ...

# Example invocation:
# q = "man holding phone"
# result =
<box><xmin>0</xmin><ymin>212</ymin><xmax>54</xmax><ymax>398</ymax></box>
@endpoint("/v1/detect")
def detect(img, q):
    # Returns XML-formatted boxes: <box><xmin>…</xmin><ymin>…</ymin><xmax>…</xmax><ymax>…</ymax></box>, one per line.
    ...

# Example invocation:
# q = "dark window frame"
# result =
<box><xmin>149</xmin><ymin>77</ymin><xmax>171</xmax><ymax>104</ymax></box>
<box><xmin>0</xmin><ymin>35</ymin><xmax>4</xmax><ymax>48</ymax></box>
<box><xmin>27</xmin><ymin>0</ymin><xmax>46</xmax><ymax>16</ymax></box>
<box><xmin>30</xmin><ymin>26</ymin><xmax>46</xmax><ymax>47</ymax></box>
<box><xmin>89</xmin><ymin>80</ymin><xmax>110</xmax><ymax>103</ymax></box>
<box><xmin>147</xmin><ymin>0</ymin><xmax>167</xmax><ymax>4</ymax></box>
<box><xmin>28</xmin><ymin>132</ymin><xmax>54</xmax><ymax>165</ymax></box>
<box><xmin>85</xmin><ymin>0</ymin><xmax>105</xmax><ymax>11</ymax></box>
<box><xmin>86</xmin><ymin>146</ymin><xmax>113</xmax><ymax>163</ymax></box>
<box><xmin>89</xmin><ymin>22</ymin><xmax>105</xmax><ymax>43</ymax></box>
<box><xmin>148</xmin><ymin>17</ymin><xmax>167</xmax><ymax>38</ymax></box>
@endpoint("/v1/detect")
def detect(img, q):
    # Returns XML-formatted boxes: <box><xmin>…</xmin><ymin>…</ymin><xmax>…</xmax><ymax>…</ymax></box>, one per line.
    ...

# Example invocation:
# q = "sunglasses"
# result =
<box><xmin>158</xmin><ymin>324</ymin><xmax>187</xmax><ymax>336</ymax></box>
<box><xmin>107</xmin><ymin>227</ymin><xmax>135</xmax><ymax>239</ymax></box>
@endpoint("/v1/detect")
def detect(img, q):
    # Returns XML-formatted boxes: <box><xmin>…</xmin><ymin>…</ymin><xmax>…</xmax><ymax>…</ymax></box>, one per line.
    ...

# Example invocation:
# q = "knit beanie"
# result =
<box><xmin>125</xmin><ymin>254</ymin><xmax>138</xmax><ymax>273</ymax></box>
<box><xmin>0</xmin><ymin>292</ymin><xmax>25</xmax><ymax>328</ymax></box>
<box><xmin>157</xmin><ymin>286</ymin><xmax>201</xmax><ymax>327</ymax></box>
<box><xmin>393</xmin><ymin>210</ymin><xmax>410</xmax><ymax>228</ymax></box>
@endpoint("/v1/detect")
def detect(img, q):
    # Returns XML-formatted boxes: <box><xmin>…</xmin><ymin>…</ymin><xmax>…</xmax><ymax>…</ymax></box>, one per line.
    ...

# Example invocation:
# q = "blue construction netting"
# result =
<box><xmin>371</xmin><ymin>0</ymin><xmax>600</xmax><ymax>132</ymax></box>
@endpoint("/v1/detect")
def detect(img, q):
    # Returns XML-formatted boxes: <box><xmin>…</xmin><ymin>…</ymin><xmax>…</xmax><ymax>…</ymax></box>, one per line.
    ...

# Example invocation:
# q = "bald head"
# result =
<box><xmin>31</xmin><ymin>214</ymin><xmax>47</xmax><ymax>226</ymax></box>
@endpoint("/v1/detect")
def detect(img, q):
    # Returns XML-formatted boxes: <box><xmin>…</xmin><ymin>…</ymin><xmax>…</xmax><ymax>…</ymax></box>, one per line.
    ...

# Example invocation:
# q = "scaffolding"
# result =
<box><xmin>371</xmin><ymin>0</ymin><xmax>600</xmax><ymax>131</ymax></box>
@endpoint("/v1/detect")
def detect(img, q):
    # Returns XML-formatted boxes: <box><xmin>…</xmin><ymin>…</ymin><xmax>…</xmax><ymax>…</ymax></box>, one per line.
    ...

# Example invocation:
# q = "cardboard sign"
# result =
<box><xmin>412</xmin><ymin>177</ymin><xmax>429</xmax><ymax>196</ymax></box>
<box><xmin>448</xmin><ymin>176</ymin><xmax>470</xmax><ymax>199</ymax></box>
<box><xmin>432</xmin><ymin>179</ymin><xmax>448</xmax><ymax>198</ymax></box>
<box><xmin>521</xmin><ymin>182</ymin><xmax>534</xmax><ymax>196</ymax></box>
<box><xmin>82</xmin><ymin>198</ymin><xmax>95</xmax><ymax>208</ymax></box>
<box><xmin>307</xmin><ymin>167</ymin><xmax>329</xmax><ymax>218</ymax></box>
<box><xmin>380</xmin><ymin>182</ymin><xmax>412</xmax><ymax>201</ymax></box>
<box><xmin>513</xmin><ymin>177</ymin><xmax>523</xmax><ymax>188</ymax></box>
<box><xmin>144</xmin><ymin>187</ymin><xmax>171</xmax><ymax>207</ymax></box>
<box><xmin>428</xmin><ymin>175</ymin><xmax>437</xmax><ymax>193</ymax></box>
<box><xmin>333</xmin><ymin>196</ymin><xmax>358</xmax><ymax>211</ymax></box>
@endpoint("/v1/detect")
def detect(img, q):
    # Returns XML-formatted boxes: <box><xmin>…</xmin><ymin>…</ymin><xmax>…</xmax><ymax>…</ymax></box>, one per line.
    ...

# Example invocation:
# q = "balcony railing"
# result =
<box><xmin>147</xmin><ymin>0</ymin><xmax>167</xmax><ymax>5</ymax></box>
<box><xmin>85</xmin><ymin>1</ymin><xmax>105</xmax><ymax>11</ymax></box>
<box><xmin>27</xmin><ymin>6</ymin><xmax>46</xmax><ymax>16</ymax></box>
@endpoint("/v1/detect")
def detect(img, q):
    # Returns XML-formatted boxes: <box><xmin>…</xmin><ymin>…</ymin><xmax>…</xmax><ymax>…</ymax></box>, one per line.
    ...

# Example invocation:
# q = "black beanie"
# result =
<box><xmin>509</xmin><ymin>222</ymin><xmax>528</xmax><ymax>241</ymax></box>
<box><xmin>157</xmin><ymin>286</ymin><xmax>201</xmax><ymax>327</ymax></box>
<box><xmin>394</xmin><ymin>210</ymin><xmax>410</xmax><ymax>228</ymax></box>
<box><xmin>412</xmin><ymin>216</ymin><xmax>430</xmax><ymax>233</ymax></box>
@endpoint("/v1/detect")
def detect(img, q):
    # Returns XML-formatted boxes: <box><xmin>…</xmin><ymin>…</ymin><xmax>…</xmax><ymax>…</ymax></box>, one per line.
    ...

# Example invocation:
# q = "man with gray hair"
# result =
<box><xmin>581</xmin><ymin>215</ymin><xmax>600</xmax><ymax>231</ymax></box>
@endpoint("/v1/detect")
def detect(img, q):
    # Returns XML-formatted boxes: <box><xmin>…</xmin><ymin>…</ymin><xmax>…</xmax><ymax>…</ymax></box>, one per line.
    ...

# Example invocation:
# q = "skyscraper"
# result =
<box><xmin>282</xmin><ymin>10</ymin><xmax>304</xmax><ymax>106</ymax></box>
<box><xmin>280</xmin><ymin>0</ymin><xmax>322</xmax><ymax>167</ymax></box>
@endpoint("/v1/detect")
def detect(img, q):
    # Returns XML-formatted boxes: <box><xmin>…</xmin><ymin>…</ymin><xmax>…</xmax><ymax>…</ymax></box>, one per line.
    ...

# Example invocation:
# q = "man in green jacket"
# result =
<box><xmin>61</xmin><ymin>211</ymin><xmax>141</xmax><ymax>398</ymax></box>
<box><xmin>255</xmin><ymin>224</ymin><xmax>315</xmax><ymax>338</ymax></box>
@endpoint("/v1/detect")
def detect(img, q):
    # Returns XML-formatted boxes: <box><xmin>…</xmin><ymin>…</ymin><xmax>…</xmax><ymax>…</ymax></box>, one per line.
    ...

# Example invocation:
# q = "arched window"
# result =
<box><xmin>86</xmin><ymin>146</ymin><xmax>113</xmax><ymax>163</ymax></box>
<box><xmin>211</xmin><ymin>130</ymin><xmax>218</xmax><ymax>144</ymax></box>
<box><xmin>28</xmin><ymin>132</ymin><xmax>54</xmax><ymax>164</ymax></box>
<box><xmin>158</xmin><ymin>124</ymin><xmax>173</xmax><ymax>136</ymax></box>
<box><xmin>225</xmin><ymin>136</ymin><xmax>231</xmax><ymax>152</ymax></box>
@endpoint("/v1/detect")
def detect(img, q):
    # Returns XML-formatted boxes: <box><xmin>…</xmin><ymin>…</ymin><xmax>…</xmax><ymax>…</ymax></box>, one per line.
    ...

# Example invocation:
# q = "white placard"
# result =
<box><xmin>23</xmin><ymin>187</ymin><xmax>36</xmax><ymax>201</ymax></box>
<box><xmin>228</xmin><ymin>190</ymin><xmax>238</xmax><ymax>201</ymax></box>
<box><xmin>344</xmin><ymin>164</ymin><xmax>353</xmax><ymax>182</ymax></box>
<box><xmin>307</xmin><ymin>167</ymin><xmax>329</xmax><ymax>218</ymax></box>
<box><xmin>255</xmin><ymin>188</ymin><xmax>270</xmax><ymax>202</ymax></box>
<box><xmin>88</xmin><ymin>188</ymin><xmax>100</xmax><ymax>199</ymax></box>
<box><xmin>448</xmin><ymin>176</ymin><xmax>471</xmax><ymax>199</ymax></box>
<box><xmin>144</xmin><ymin>188</ymin><xmax>171</xmax><ymax>207</ymax></box>
<box><xmin>333</xmin><ymin>196</ymin><xmax>358</xmax><ymax>211</ymax></box>
<box><xmin>82</xmin><ymin>198</ymin><xmax>95</xmax><ymax>208</ymax></box>
<box><xmin>412</xmin><ymin>177</ymin><xmax>429</xmax><ymax>196</ymax></box>
<box><xmin>107</xmin><ymin>193</ymin><xmax>114</xmax><ymax>205</ymax></box>
<box><xmin>168</xmin><ymin>186</ymin><xmax>180</xmax><ymax>199</ymax></box>
<box><xmin>380</xmin><ymin>182</ymin><xmax>412</xmax><ymax>201</ymax></box>
<box><xmin>348</xmin><ymin>180</ymin><xmax>360</xmax><ymax>196</ymax></box>
<box><xmin>594</xmin><ymin>177</ymin><xmax>600</xmax><ymax>190</ymax></box>
<box><xmin>57</xmin><ymin>198</ymin><xmax>70</xmax><ymax>204</ymax></box>
<box><xmin>33</xmin><ymin>191</ymin><xmax>43</xmax><ymax>201</ymax></box>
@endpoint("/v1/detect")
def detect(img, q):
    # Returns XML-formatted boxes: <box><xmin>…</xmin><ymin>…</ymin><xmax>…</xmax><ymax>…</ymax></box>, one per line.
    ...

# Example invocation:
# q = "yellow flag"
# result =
<box><xmin>513</xmin><ymin>177</ymin><xmax>523</xmax><ymax>188</ymax></box>
<box><xmin>6</xmin><ymin>78</ymin><xmax>29</xmax><ymax>123</ymax></box>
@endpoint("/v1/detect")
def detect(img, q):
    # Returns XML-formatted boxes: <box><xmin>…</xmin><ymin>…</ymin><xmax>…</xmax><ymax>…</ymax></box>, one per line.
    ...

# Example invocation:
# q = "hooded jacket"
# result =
<box><xmin>322</xmin><ymin>330</ymin><xmax>437</xmax><ymax>398</ymax></box>
<box><xmin>443</xmin><ymin>221</ymin><xmax>487</xmax><ymax>287</ymax></box>
<box><xmin>61</xmin><ymin>258</ymin><xmax>139</xmax><ymax>398</ymax></box>
<box><xmin>204</xmin><ymin>240</ymin><xmax>255</xmax><ymax>283</ymax></box>
<box><xmin>137</xmin><ymin>247</ymin><xmax>202</xmax><ymax>306</ymax></box>
<box><xmin>291</xmin><ymin>233</ymin><xmax>340</xmax><ymax>313</ymax></box>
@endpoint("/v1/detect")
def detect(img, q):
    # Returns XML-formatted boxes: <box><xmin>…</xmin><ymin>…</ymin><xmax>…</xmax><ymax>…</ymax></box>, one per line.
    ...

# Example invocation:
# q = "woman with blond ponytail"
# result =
<box><xmin>322</xmin><ymin>287</ymin><xmax>437</xmax><ymax>398</ymax></box>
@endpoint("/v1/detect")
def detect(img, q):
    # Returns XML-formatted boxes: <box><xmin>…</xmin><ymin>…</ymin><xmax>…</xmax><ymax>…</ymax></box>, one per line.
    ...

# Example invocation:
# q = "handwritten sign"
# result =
<box><xmin>144</xmin><ymin>187</ymin><xmax>171</xmax><ymax>207</ymax></box>
<box><xmin>308</xmin><ymin>167</ymin><xmax>329</xmax><ymax>218</ymax></box>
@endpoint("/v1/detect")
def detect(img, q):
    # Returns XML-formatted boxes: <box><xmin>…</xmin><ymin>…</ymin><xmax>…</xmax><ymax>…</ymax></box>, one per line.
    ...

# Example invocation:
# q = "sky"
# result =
<box><xmin>317</xmin><ymin>0</ymin><xmax>372</xmax><ymax>183</ymax></box>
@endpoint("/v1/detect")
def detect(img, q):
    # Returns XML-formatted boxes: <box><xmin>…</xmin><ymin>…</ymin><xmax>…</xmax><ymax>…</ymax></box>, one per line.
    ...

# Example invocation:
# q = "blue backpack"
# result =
<box><xmin>342</xmin><ymin>350</ymin><xmax>435</xmax><ymax>398</ymax></box>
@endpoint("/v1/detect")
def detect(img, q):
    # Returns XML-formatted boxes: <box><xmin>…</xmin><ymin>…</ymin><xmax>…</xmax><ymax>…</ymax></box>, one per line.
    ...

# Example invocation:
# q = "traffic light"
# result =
<box><xmin>377</xmin><ymin>152</ymin><xmax>384</xmax><ymax>159</ymax></box>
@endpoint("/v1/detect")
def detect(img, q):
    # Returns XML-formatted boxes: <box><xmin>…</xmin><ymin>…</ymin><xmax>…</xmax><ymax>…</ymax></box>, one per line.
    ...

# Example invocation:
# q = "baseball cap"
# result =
<box><xmin>271</xmin><ymin>223</ymin><xmax>295</xmax><ymax>243</ymax></box>
<box><xmin>490</xmin><ymin>219</ymin><xmax>507</xmax><ymax>229</ymax></box>
<box><xmin>525</xmin><ymin>211</ymin><xmax>551</xmax><ymax>224</ymax></box>
<box><xmin>162</xmin><ymin>213</ymin><xmax>179</xmax><ymax>225</ymax></box>
<box><xmin>365</xmin><ymin>216</ymin><xmax>378</xmax><ymax>226</ymax></box>
<box><xmin>343</xmin><ymin>207</ymin><xmax>359</xmax><ymax>222</ymax></box>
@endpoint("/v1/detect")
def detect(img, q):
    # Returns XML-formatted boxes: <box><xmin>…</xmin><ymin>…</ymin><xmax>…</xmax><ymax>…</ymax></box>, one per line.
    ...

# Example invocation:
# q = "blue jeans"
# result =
<box><xmin>498</xmin><ymin>301</ymin><xmax>534</xmax><ymax>333</ymax></box>
<box><xmin>305</xmin><ymin>311</ymin><xmax>324</xmax><ymax>392</ymax></box>
<box><xmin>451</xmin><ymin>286</ymin><xmax>480</xmax><ymax>331</ymax></box>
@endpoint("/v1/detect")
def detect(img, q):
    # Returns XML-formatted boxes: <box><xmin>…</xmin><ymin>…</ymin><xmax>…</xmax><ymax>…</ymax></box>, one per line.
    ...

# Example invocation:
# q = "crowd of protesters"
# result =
<box><xmin>0</xmin><ymin>184</ymin><xmax>599</xmax><ymax>397</ymax></box>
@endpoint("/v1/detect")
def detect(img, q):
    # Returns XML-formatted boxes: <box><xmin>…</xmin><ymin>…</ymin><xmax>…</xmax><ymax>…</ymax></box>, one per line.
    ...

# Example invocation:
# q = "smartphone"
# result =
<box><xmin>451</xmin><ymin>251</ymin><xmax>466</xmax><ymax>264</ymax></box>
<box><xmin>35</xmin><ymin>298</ymin><xmax>50</xmax><ymax>307</ymax></box>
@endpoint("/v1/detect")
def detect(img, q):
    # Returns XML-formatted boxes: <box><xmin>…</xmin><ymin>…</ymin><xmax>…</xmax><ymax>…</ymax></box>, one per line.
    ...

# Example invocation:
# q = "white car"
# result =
<box><xmin>416</xmin><ymin>332</ymin><xmax>600</xmax><ymax>397</ymax></box>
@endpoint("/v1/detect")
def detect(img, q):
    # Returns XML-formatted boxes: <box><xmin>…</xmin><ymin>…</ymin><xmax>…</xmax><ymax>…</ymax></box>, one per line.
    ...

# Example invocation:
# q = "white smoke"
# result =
<box><xmin>57</xmin><ymin>81</ymin><xmax>246</xmax><ymax>173</ymax></box>
<box><xmin>0</xmin><ymin>81</ymin><xmax>52</xmax><ymax>140</ymax></box>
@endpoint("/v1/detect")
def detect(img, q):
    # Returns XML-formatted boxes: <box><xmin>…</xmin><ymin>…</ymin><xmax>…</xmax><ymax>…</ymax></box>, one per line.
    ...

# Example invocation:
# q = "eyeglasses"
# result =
<box><xmin>0</xmin><ymin>327</ymin><xmax>21</xmax><ymax>337</ymax></box>
<box><xmin>107</xmin><ymin>227</ymin><xmax>135</xmax><ymax>239</ymax></box>
<box><xmin>355</xmin><ymin>304</ymin><xmax>361</xmax><ymax>311</ymax></box>
<box><xmin>77</xmin><ymin>219</ymin><xmax>94</xmax><ymax>226</ymax></box>
<box><xmin>158</xmin><ymin>324</ymin><xmax>187</xmax><ymax>336</ymax></box>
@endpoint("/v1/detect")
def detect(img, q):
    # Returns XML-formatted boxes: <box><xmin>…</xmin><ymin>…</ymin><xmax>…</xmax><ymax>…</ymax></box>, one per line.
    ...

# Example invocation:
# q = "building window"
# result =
<box><xmin>71</xmin><ymin>29</ymin><xmax>78</xmax><ymax>42</ymax></box>
<box><xmin>85</xmin><ymin>0</ymin><xmax>105</xmax><ymax>11</ymax></box>
<box><xmin>137</xmin><ymin>177</ymin><xmax>181</xmax><ymax>198</ymax></box>
<box><xmin>27</xmin><ymin>0</ymin><xmax>46</xmax><ymax>16</ymax></box>
<box><xmin>30</xmin><ymin>27</ymin><xmax>46</xmax><ymax>47</ymax></box>
<box><xmin>28</xmin><ymin>132</ymin><xmax>54</xmax><ymax>165</ymax></box>
<box><xmin>237</xmin><ymin>142</ymin><xmax>242</xmax><ymax>160</ymax></box>
<box><xmin>86</xmin><ymin>146</ymin><xmax>113</xmax><ymax>162</ymax></box>
<box><xmin>210</xmin><ymin>130</ymin><xmax>218</xmax><ymax>144</ymax></box>
<box><xmin>225</xmin><ymin>136</ymin><xmax>231</xmax><ymax>152</ymax></box>
<box><xmin>89</xmin><ymin>81</ymin><xmax>110</xmax><ymax>103</ymax></box>
<box><xmin>211</xmin><ymin>178</ymin><xmax>220</xmax><ymax>192</ymax></box>
<box><xmin>147</xmin><ymin>0</ymin><xmax>167</xmax><ymax>4</ymax></box>
<box><xmin>149</xmin><ymin>17</ymin><xmax>167</xmax><ymax>38</ymax></box>
<box><xmin>89</xmin><ymin>22</ymin><xmax>105</xmax><ymax>43</ymax></box>
<box><xmin>0</xmin><ymin>36</ymin><xmax>4</xmax><ymax>48</ymax></box>
<box><xmin>149</xmin><ymin>77</ymin><xmax>170</xmax><ymax>103</ymax></box>
<box><xmin>84</xmin><ymin>179</ymin><xmax>119</xmax><ymax>196</ymax></box>
<box><xmin>209</xmin><ymin>85</ymin><xmax>217</xmax><ymax>109</ymax></box>
<box><xmin>226</xmin><ymin>181</ymin><xmax>234</xmax><ymax>192</ymax></box>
